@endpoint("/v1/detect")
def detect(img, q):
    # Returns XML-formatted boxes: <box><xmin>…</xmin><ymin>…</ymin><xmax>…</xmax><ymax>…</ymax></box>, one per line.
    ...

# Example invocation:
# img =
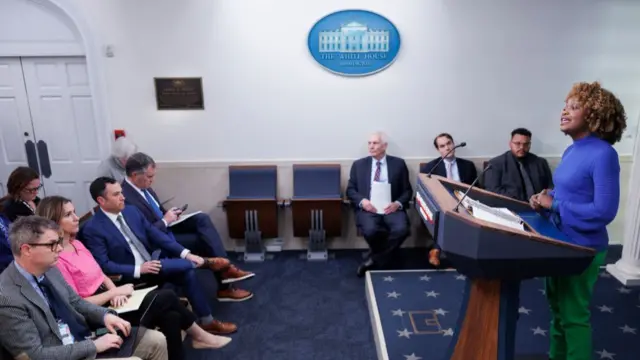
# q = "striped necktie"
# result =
<box><xmin>374</xmin><ymin>161</ymin><xmax>381</xmax><ymax>181</ymax></box>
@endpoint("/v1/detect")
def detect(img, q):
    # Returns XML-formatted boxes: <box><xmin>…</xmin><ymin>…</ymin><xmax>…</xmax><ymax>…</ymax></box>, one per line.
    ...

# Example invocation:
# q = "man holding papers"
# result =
<box><xmin>347</xmin><ymin>132</ymin><xmax>413</xmax><ymax>277</ymax></box>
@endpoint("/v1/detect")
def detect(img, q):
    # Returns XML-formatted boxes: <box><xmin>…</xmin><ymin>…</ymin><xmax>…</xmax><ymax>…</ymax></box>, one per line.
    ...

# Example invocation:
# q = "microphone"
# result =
<box><xmin>426</xmin><ymin>142</ymin><xmax>467</xmax><ymax>177</ymax></box>
<box><xmin>453</xmin><ymin>163</ymin><xmax>492</xmax><ymax>212</ymax></box>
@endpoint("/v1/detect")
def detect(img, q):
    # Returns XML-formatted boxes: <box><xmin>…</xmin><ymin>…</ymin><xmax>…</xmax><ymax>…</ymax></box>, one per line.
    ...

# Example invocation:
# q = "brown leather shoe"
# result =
<box><xmin>428</xmin><ymin>248</ymin><xmax>441</xmax><ymax>267</ymax></box>
<box><xmin>201</xmin><ymin>319</ymin><xmax>238</xmax><ymax>335</ymax></box>
<box><xmin>205</xmin><ymin>257</ymin><xmax>231</xmax><ymax>271</ymax></box>
<box><xmin>217</xmin><ymin>287</ymin><xmax>254</xmax><ymax>302</ymax></box>
<box><xmin>220</xmin><ymin>265</ymin><xmax>255</xmax><ymax>284</ymax></box>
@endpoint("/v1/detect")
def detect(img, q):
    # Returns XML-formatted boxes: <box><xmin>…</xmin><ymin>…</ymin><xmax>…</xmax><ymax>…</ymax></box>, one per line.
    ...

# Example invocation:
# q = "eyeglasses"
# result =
<box><xmin>27</xmin><ymin>237</ymin><xmax>64</xmax><ymax>252</ymax></box>
<box><xmin>23</xmin><ymin>184</ymin><xmax>43</xmax><ymax>193</ymax></box>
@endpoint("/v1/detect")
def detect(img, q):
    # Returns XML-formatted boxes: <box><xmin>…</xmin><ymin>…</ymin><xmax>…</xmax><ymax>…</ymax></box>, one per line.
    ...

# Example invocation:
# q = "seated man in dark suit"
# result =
<box><xmin>419</xmin><ymin>133</ymin><xmax>478</xmax><ymax>266</ymax></box>
<box><xmin>0</xmin><ymin>215</ymin><xmax>167</xmax><ymax>360</ymax></box>
<box><xmin>484</xmin><ymin>128</ymin><xmax>553</xmax><ymax>202</ymax></box>
<box><xmin>82</xmin><ymin>177</ymin><xmax>237</xmax><ymax>335</ymax></box>
<box><xmin>122</xmin><ymin>152</ymin><xmax>253</xmax><ymax>302</ymax></box>
<box><xmin>347</xmin><ymin>132</ymin><xmax>413</xmax><ymax>277</ymax></box>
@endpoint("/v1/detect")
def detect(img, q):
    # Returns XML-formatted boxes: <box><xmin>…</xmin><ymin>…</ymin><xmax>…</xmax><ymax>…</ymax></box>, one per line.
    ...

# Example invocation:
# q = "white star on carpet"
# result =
<box><xmin>617</xmin><ymin>286</ymin><xmax>632</xmax><ymax>294</ymax></box>
<box><xmin>598</xmin><ymin>305</ymin><xmax>613</xmax><ymax>313</ymax></box>
<box><xmin>392</xmin><ymin>309</ymin><xmax>405</xmax><ymax>317</ymax></box>
<box><xmin>620</xmin><ymin>325</ymin><xmax>636</xmax><ymax>334</ymax></box>
<box><xmin>425</xmin><ymin>291</ymin><xmax>439</xmax><ymax>298</ymax></box>
<box><xmin>404</xmin><ymin>354</ymin><xmax>422</xmax><ymax>360</ymax></box>
<box><xmin>596</xmin><ymin>349</ymin><xmax>615</xmax><ymax>359</ymax></box>
<box><xmin>397</xmin><ymin>328</ymin><xmax>412</xmax><ymax>338</ymax></box>
<box><xmin>387</xmin><ymin>291</ymin><xmax>401</xmax><ymax>299</ymax></box>
<box><xmin>531</xmin><ymin>327</ymin><xmax>547</xmax><ymax>336</ymax></box>
<box><xmin>518</xmin><ymin>306</ymin><xmax>531</xmax><ymax>315</ymax></box>
<box><xmin>455</xmin><ymin>274</ymin><xmax>466</xmax><ymax>280</ymax></box>
<box><xmin>419</xmin><ymin>275</ymin><xmax>431</xmax><ymax>281</ymax></box>
<box><xmin>383</xmin><ymin>276</ymin><xmax>394</xmax><ymax>282</ymax></box>
<box><xmin>538</xmin><ymin>289</ymin><xmax>546</xmax><ymax>295</ymax></box>
<box><xmin>434</xmin><ymin>308</ymin><xmax>448</xmax><ymax>316</ymax></box>
<box><xmin>442</xmin><ymin>328</ymin><xmax>454</xmax><ymax>336</ymax></box>
<box><xmin>599</xmin><ymin>272</ymin><xmax>612</xmax><ymax>278</ymax></box>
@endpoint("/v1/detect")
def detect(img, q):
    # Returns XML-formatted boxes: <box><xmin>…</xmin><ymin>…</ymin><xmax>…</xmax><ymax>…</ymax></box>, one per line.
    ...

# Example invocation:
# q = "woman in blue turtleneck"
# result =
<box><xmin>531</xmin><ymin>81</ymin><xmax>627</xmax><ymax>360</ymax></box>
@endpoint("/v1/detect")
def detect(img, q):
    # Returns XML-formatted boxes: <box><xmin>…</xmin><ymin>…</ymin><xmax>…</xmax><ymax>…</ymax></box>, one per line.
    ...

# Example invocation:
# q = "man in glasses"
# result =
<box><xmin>484</xmin><ymin>128</ymin><xmax>554</xmax><ymax>202</ymax></box>
<box><xmin>0</xmin><ymin>216</ymin><xmax>168</xmax><ymax>360</ymax></box>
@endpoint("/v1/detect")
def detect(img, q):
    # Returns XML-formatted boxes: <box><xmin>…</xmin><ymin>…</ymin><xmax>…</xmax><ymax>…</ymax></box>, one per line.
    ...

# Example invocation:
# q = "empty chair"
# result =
<box><xmin>224</xmin><ymin>165</ymin><xmax>279</xmax><ymax>262</ymax></box>
<box><xmin>289</xmin><ymin>164</ymin><xmax>342</xmax><ymax>261</ymax></box>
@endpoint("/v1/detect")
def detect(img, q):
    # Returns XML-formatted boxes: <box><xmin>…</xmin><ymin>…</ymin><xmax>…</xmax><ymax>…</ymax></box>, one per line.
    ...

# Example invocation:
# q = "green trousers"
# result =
<box><xmin>545</xmin><ymin>250</ymin><xmax>606</xmax><ymax>360</ymax></box>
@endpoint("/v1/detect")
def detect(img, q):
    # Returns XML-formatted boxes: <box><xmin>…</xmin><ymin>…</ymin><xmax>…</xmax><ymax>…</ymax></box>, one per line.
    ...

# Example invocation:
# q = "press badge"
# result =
<box><xmin>57</xmin><ymin>320</ymin><xmax>75</xmax><ymax>345</ymax></box>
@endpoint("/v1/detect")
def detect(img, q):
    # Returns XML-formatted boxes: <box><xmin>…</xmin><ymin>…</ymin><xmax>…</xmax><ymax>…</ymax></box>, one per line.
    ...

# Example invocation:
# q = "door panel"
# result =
<box><xmin>0</xmin><ymin>57</ymin><xmax>37</xmax><ymax>196</ymax></box>
<box><xmin>21</xmin><ymin>57</ymin><xmax>100</xmax><ymax>214</ymax></box>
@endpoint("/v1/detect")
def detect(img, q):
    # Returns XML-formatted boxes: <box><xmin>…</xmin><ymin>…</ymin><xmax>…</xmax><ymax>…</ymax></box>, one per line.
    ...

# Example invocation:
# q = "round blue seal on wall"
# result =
<box><xmin>308</xmin><ymin>9</ymin><xmax>401</xmax><ymax>77</ymax></box>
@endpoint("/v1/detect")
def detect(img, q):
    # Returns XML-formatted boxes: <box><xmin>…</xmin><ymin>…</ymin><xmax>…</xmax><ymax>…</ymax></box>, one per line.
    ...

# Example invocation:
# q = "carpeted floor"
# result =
<box><xmin>182</xmin><ymin>246</ymin><xmax>626</xmax><ymax>359</ymax></box>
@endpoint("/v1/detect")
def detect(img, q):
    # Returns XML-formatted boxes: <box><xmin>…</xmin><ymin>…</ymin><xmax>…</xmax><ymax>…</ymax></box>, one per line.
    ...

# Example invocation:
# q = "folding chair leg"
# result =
<box><xmin>307</xmin><ymin>209</ymin><xmax>328</xmax><ymax>261</ymax></box>
<box><xmin>244</xmin><ymin>209</ymin><xmax>265</xmax><ymax>262</ymax></box>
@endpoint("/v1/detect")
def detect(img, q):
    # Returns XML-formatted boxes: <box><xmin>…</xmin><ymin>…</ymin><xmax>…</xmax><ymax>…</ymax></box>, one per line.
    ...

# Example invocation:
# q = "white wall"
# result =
<box><xmin>2</xmin><ymin>0</ymin><xmax>640</xmax><ymax>162</ymax></box>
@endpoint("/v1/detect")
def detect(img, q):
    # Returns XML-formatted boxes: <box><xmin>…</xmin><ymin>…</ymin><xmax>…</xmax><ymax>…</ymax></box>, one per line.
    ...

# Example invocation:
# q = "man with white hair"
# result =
<box><xmin>346</xmin><ymin>132</ymin><xmax>413</xmax><ymax>277</ymax></box>
<box><xmin>97</xmin><ymin>137</ymin><xmax>139</xmax><ymax>183</ymax></box>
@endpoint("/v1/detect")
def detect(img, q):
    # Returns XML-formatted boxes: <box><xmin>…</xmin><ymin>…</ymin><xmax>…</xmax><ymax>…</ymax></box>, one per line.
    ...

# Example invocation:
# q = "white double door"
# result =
<box><xmin>0</xmin><ymin>57</ymin><xmax>103</xmax><ymax>215</ymax></box>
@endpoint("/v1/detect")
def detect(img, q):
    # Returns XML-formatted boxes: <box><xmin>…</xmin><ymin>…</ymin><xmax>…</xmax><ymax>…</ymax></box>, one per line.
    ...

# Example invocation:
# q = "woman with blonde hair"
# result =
<box><xmin>36</xmin><ymin>195</ymin><xmax>231</xmax><ymax>360</ymax></box>
<box><xmin>530</xmin><ymin>81</ymin><xmax>626</xmax><ymax>360</ymax></box>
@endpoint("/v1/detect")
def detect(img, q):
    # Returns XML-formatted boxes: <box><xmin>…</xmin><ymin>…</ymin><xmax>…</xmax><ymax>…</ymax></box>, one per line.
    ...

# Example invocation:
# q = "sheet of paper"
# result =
<box><xmin>168</xmin><ymin>211</ymin><xmax>203</xmax><ymax>227</ymax></box>
<box><xmin>108</xmin><ymin>285</ymin><xmax>158</xmax><ymax>314</ymax></box>
<box><xmin>370</xmin><ymin>182</ymin><xmax>391</xmax><ymax>215</ymax></box>
<box><xmin>472</xmin><ymin>206</ymin><xmax>524</xmax><ymax>231</ymax></box>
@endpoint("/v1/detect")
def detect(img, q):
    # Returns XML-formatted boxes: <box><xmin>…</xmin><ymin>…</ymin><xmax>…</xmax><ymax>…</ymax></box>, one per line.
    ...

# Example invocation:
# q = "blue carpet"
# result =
<box><xmin>179</xmin><ymin>245</ymin><xmax>625</xmax><ymax>359</ymax></box>
<box><xmin>368</xmin><ymin>267</ymin><xmax>638</xmax><ymax>360</ymax></box>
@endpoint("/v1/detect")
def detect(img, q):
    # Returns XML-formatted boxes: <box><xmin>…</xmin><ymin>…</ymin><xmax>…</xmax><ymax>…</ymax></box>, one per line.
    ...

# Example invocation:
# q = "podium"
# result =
<box><xmin>415</xmin><ymin>174</ymin><xmax>595</xmax><ymax>360</ymax></box>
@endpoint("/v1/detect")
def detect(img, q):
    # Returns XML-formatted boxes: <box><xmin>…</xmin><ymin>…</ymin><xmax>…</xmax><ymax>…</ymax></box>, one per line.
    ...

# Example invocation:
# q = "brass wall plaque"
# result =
<box><xmin>154</xmin><ymin>77</ymin><xmax>204</xmax><ymax>110</ymax></box>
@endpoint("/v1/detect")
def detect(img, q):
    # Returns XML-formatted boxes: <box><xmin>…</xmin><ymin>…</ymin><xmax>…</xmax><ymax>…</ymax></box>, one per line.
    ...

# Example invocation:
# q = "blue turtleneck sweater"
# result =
<box><xmin>549</xmin><ymin>134</ymin><xmax>620</xmax><ymax>251</ymax></box>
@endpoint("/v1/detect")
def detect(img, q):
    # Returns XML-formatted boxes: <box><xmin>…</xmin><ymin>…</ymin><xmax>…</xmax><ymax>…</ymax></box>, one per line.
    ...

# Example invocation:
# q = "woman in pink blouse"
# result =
<box><xmin>36</xmin><ymin>196</ymin><xmax>231</xmax><ymax>359</ymax></box>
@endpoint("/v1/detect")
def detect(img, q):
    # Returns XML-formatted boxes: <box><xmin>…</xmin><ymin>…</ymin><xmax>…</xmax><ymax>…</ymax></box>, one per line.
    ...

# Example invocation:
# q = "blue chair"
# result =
<box><xmin>224</xmin><ymin>165</ymin><xmax>280</xmax><ymax>262</ymax></box>
<box><xmin>289</xmin><ymin>164</ymin><xmax>343</xmax><ymax>261</ymax></box>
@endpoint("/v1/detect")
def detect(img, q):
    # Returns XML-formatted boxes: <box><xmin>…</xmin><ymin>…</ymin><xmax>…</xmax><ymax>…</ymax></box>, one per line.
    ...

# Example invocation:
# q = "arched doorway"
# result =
<box><xmin>0</xmin><ymin>0</ymin><xmax>109</xmax><ymax>214</ymax></box>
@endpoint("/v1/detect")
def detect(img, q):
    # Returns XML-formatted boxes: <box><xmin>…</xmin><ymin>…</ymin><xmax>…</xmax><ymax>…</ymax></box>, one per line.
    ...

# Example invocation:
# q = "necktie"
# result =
<box><xmin>445</xmin><ymin>162</ymin><xmax>453</xmax><ymax>179</ymax></box>
<box><xmin>374</xmin><ymin>161</ymin><xmax>381</xmax><ymax>182</ymax></box>
<box><xmin>143</xmin><ymin>190</ymin><xmax>164</xmax><ymax>219</ymax></box>
<box><xmin>36</xmin><ymin>275</ymin><xmax>91</xmax><ymax>341</ymax></box>
<box><xmin>116</xmin><ymin>215</ymin><xmax>152</xmax><ymax>261</ymax></box>
<box><xmin>518</xmin><ymin>161</ymin><xmax>536</xmax><ymax>200</ymax></box>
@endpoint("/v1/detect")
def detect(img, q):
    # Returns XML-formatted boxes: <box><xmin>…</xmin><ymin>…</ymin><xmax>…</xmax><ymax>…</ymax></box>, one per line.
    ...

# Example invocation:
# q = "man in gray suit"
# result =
<box><xmin>0</xmin><ymin>216</ymin><xmax>168</xmax><ymax>360</ymax></box>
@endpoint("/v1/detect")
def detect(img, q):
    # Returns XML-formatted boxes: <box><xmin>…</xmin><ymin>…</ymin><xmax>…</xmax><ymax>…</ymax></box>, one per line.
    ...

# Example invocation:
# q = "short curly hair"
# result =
<box><xmin>565</xmin><ymin>81</ymin><xmax>627</xmax><ymax>144</ymax></box>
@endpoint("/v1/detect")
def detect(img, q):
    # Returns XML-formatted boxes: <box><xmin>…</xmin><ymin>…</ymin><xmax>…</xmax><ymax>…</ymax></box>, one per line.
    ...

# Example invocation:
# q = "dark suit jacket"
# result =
<box><xmin>484</xmin><ymin>151</ymin><xmax>553</xmax><ymax>202</ymax></box>
<box><xmin>0</xmin><ymin>263</ymin><xmax>109</xmax><ymax>360</ymax></box>
<box><xmin>121</xmin><ymin>181</ymin><xmax>168</xmax><ymax>232</ymax></box>
<box><xmin>0</xmin><ymin>215</ymin><xmax>13</xmax><ymax>273</ymax></box>
<box><xmin>419</xmin><ymin>157</ymin><xmax>478</xmax><ymax>185</ymax></box>
<box><xmin>346</xmin><ymin>155</ymin><xmax>413</xmax><ymax>210</ymax></box>
<box><xmin>81</xmin><ymin>205</ymin><xmax>186</xmax><ymax>280</ymax></box>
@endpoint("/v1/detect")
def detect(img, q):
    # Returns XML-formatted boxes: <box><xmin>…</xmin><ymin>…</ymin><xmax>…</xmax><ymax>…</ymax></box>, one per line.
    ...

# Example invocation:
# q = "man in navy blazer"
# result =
<box><xmin>82</xmin><ymin>177</ymin><xmax>237</xmax><ymax>335</ymax></box>
<box><xmin>419</xmin><ymin>133</ymin><xmax>478</xmax><ymax>185</ymax></box>
<box><xmin>122</xmin><ymin>152</ymin><xmax>254</xmax><ymax>302</ymax></box>
<box><xmin>347</xmin><ymin>132</ymin><xmax>413</xmax><ymax>277</ymax></box>
<box><xmin>419</xmin><ymin>133</ymin><xmax>478</xmax><ymax>266</ymax></box>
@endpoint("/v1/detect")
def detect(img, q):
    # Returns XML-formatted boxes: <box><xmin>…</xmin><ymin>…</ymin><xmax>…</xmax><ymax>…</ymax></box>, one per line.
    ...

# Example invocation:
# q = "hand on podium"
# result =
<box><xmin>530</xmin><ymin>189</ymin><xmax>553</xmax><ymax>211</ymax></box>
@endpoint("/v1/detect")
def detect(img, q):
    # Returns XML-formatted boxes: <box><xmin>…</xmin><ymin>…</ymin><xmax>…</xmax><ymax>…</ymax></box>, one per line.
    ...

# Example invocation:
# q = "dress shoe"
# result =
<box><xmin>357</xmin><ymin>259</ymin><xmax>375</xmax><ymax>277</ymax></box>
<box><xmin>201</xmin><ymin>319</ymin><xmax>238</xmax><ymax>335</ymax></box>
<box><xmin>205</xmin><ymin>257</ymin><xmax>231</xmax><ymax>271</ymax></box>
<box><xmin>217</xmin><ymin>287</ymin><xmax>254</xmax><ymax>302</ymax></box>
<box><xmin>220</xmin><ymin>265</ymin><xmax>255</xmax><ymax>284</ymax></box>
<box><xmin>428</xmin><ymin>248</ymin><xmax>441</xmax><ymax>267</ymax></box>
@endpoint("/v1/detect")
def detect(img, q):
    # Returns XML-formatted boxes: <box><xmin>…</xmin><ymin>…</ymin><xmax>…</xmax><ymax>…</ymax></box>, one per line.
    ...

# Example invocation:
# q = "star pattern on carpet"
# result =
<box><xmin>383</xmin><ymin>276</ymin><xmax>394</xmax><ymax>282</ymax></box>
<box><xmin>434</xmin><ymin>308</ymin><xmax>448</xmax><ymax>316</ymax></box>
<box><xmin>419</xmin><ymin>275</ymin><xmax>431</xmax><ymax>281</ymax></box>
<box><xmin>531</xmin><ymin>327</ymin><xmax>547</xmax><ymax>336</ymax></box>
<box><xmin>397</xmin><ymin>328</ymin><xmax>412</xmax><ymax>339</ymax></box>
<box><xmin>598</xmin><ymin>305</ymin><xmax>613</xmax><ymax>313</ymax></box>
<box><xmin>404</xmin><ymin>353</ymin><xmax>422</xmax><ymax>360</ymax></box>
<box><xmin>455</xmin><ymin>274</ymin><xmax>466</xmax><ymax>280</ymax></box>
<box><xmin>596</xmin><ymin>349</ymin><xmax>615</xmax><ymax>359</ymax></box>
<box><xmin>518</xmin><ymin>306</ymin><xmax>531</xmax><ymax>315</ymax></box>
<box><xmin>617</xmin><ymin>286</ymin><xmax>631</xmax><ymax>294</ymax></box>
<box><xmin>392</xmin><ymin>309</ymin><xmax>405</xmax><ymax>317</ymax></box>
<box><xmin>387</xmin><ymin>291</ymin><xmax>401</xmax><ymax>299</ymax></box>
<box><xmin>425</xmin><ymin>290</ymin><xmax>439</xmax><ymax>298</ymax></box>
<box><xmin>620</xmin><ymin>325</ymin><xmax>636</xmax><ymax>334</ymax></box>
<box><xmin>442</xmin><ymin>328</ymin><xmax>454</xmax><ymax>336</ymax></box>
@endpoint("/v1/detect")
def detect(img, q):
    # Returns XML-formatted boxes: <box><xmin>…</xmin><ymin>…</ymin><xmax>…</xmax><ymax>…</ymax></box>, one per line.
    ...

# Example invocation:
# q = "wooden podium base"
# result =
<box><xmin>449</xmin><ymin>278</ymin><xmax>522</xmax><ymax>360</ymax></box>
